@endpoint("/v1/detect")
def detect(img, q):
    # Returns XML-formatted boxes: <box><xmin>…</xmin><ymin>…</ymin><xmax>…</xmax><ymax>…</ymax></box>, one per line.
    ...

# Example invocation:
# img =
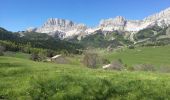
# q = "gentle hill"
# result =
<box><xmin>105</xmin><ymin>46</ymin><xmax>170</xmax><ymax>67</ymax></box>
<box><xmin>134</xmin><ymin>26</ymin><xmax>170</xmax><ymax>46</ymax></box>
<box><xmin>0</xmin><ymin>56</ymin><xmax>170</xmax><ymax>99</ymax></box>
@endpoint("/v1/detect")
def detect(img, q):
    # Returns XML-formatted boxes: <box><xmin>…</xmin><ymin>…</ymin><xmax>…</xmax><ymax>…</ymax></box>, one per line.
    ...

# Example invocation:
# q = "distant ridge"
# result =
<box><xmin>27</xmin><ymin>7</ymin><xmax>170</xmax><ymax>39</ymax></box>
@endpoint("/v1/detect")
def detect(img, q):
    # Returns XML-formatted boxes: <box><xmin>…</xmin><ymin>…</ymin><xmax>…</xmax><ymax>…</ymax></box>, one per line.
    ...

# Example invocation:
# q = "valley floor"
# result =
<box><xmin>0</xmin><ymin>55</ymin><xmax>170</xmax><ymax>99</ymax></box>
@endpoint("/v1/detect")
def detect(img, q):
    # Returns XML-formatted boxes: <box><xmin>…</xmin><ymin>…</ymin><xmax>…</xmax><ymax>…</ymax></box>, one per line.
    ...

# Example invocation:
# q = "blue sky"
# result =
<box><xmin>0</xmin><ymin>0</ymin><xmax>170</xmax><ymax>32</ymax></box>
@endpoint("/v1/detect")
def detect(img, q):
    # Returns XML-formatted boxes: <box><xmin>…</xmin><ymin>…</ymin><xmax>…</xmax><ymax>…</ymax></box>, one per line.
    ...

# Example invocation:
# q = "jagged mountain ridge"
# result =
<box><xmin>27</xmin><ymin>18</ymin><xmax>87</xmax><ymax>38</ymax></box>
<box><xmin>99</xmin><ymin>7</ymin><xmax>170</xmax><ymax>32</ymax></box>
<box><xmin>27</xmin><ymin>7</ymin><xmax>170</xmax><ymax>39</ymax></box>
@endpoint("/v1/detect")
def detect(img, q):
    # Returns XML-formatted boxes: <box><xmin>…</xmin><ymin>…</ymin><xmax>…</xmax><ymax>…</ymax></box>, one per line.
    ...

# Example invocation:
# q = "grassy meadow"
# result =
<box><xmin>104</xmin><ymin>45</ymin><xmax>170</xmax><ymax>67</ymax></box>
<box><xmin>0</xmin><ymin>46</ymin><xmax>170</xmax><ymax>99</ymax></box>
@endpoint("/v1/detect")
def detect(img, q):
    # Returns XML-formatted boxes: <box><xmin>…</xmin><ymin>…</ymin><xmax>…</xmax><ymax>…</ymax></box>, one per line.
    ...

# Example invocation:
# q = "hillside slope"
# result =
<box><xmin>105</xmin><ymin>46</ymin><xmax>170</xmax><ymax>67</ymax></box>
<box><xmin>0</xmin><ymin>27</ymin><xmax>83</xmax><ymax>54</ymax></box>
<box><xmin>0</xmin><ymin>56</ymin><xmax>170</xmax><ymax>99</ymax></box>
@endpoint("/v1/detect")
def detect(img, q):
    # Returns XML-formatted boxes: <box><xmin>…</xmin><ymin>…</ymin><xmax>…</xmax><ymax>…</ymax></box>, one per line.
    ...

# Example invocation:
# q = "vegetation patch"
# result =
<box><xmin>0</xmin><ymin>56</ymin><xmax>170</xmax><ymax>99</ymax></box>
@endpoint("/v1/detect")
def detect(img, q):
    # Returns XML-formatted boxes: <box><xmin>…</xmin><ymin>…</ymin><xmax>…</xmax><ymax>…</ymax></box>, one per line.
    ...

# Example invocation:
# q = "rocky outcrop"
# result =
<box><xmin>99</xmin><ymin>16</ymin><xmax>126</xmax><ymax>31</ymax></box>
<box><xmin>99</xmin><ymin>7</ymin><xmax>170</xmax><ymax>32</ymax></box>
<box><xmin>29</xmin><ymin>18</ymin><xmax>87</xmax><ymax>38</ymax></box>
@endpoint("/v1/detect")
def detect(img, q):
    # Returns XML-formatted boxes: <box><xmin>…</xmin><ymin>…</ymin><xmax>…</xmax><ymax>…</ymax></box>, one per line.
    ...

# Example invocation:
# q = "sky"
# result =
<box><xmin>0</xmin><ymin>0</ymin><xmax>170</xmax><ymax>32</ymax></box>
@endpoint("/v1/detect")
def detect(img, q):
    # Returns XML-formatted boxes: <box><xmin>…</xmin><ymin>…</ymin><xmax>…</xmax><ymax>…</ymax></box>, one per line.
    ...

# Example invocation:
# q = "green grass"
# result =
<box><xmin>105</xmin><ymin>46</ymin><xmax>170</xmax><ymax>67</ymax></box>
<box><xmin>4</xmin><ymin>51</ymin><xmax>31</xmax><ymax>59</ymax></box>
<box><xmin>0</xmin><ymin>56</ymin><xmax>170</xmax><ymax>99</ymax></box>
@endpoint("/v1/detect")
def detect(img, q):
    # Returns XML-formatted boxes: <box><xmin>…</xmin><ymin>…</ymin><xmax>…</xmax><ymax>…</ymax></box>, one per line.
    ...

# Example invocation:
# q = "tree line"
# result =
<box><xmin>0</xmin><ymin>27</ymin><xmax>83</xmax><ymax>57</ymax></box>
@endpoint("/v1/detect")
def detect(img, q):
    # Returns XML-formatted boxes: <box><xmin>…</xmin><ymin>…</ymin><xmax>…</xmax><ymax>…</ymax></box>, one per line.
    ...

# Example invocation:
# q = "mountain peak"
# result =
<box><xmin>162</xmin><ymin>7</ymin><xmax>170</xmax><ymax>13</ymax></box>
<box><xmin>115</xmin><ymin>16</ymin><xmax>126</xmax><ymax>20</ymax></box>
<box><xmin>144</xmin><ymin>7</ymin><xmax>170</xmax><ymax>21</ymax></box>
<box><xmin>100</xmin><ymin>16</ymin><xmax>126</xmax><ymax>26</ymax></box>
<box><xmin>33</xmin><ymin>18</ymin><xmax>87</xmax><ymax>38</ymax></box>
<box><xmin>99</xmin><ymin>16</ymin><xmax>126</xmax><ymax>31</ymax></box>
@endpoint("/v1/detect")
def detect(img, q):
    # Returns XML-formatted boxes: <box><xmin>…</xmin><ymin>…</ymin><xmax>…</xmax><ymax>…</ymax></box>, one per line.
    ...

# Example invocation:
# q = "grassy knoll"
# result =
<box><xmin>105</xmin><ymin>46</ymin><xmax>170</xmax><ymax>67</ymax></box>
<box><xmin>0</xmin><ymin>56</ymin><xmax>170</xmax><ymax>99</ymax></box>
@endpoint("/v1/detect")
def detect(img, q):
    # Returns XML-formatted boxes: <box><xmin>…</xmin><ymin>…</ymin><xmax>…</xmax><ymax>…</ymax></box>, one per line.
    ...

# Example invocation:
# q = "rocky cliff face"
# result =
<box><xmin>99</xmin><ymin>16</ymin><xmax>126</xmax><ymax>31</ymax></box>
<box><xmin>28</xmin><ymin>18</ymin><xmax>87</xmax><ymax>38</ymax></box>
<box><xmin>27</xmin><ymin>7</ymin><xmax>170</xmax><ymax>39</ymax></box>
<box><xmin>99</xmin><ymin>7</ymin><xmax>170</xmax><ymax>32</ymax></box>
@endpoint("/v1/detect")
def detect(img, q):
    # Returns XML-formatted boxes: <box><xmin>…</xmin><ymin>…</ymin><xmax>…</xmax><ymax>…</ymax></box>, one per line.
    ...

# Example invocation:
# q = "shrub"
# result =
<box><xmin>133</xmin><ymin>64</ymin><xmax>156</xmax><ymax>72</ymax></box>
<box><xmin>127</xmin><ymin>66</ymin><xmax>135</xmax><ymax>71</ymax></box>
<box><xmin>128</xmin><ymin>45</ymin><xmax>135</xmax><ymax>49</ymax></box>
<box><xmin>0</xmin><ymin>45</ymin><xmax>5</xmax><ymax>56</ymax></box>
<box><xmin>45</xmin><ymin>50</ymin><xmax>55</xmax><ymax>57</ymax></box>
<box><xmin>101</xmin><ymin>58</ymin><xmax>110</xmax><ymax>65</ymax></box>
<box><xmin>38</xmin><ymin>53</ymin><xmax>47</xmax><ymax>62</ymax></box>
<box><xmin>30</xmin><ymin>53</ymin><xmax>41</xmax><ymax>61</ymax></box>
<box><xmin>83</xmin><ymin>53</ymin><xmax>98</xmax><ymax>68</ymax></box>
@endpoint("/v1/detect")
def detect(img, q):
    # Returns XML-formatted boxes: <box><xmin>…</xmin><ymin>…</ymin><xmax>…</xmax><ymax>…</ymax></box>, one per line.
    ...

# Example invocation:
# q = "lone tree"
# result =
<box><xmin>0</xmin><ymin>45</ymin><xmax>5</xmax><ymax>56</ymax></box>
<box><xmin>83</xmin><ymin>53</ymin><xmax>98</xmax><ymax>68</ymax></box>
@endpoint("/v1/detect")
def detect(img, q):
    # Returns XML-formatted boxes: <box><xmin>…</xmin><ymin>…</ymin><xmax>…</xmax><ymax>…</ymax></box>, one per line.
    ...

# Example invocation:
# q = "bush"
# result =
<box><xmin>30</xmin><ymin>53</ymin><xmax>41</xmax><ymax>61</ymax></box>
<box><xmin>101</xmin><ymin>58</ymin><xmax>110</xmax><ymax>65</ymax></box>
<box><xmin>128</xmin><ymin>45</ymin><xmax>135</xmax><ymax>49</ymax></box>
<box><xmin>127</xmin><ymin>66</ymin><xmax>135</xmax><ymax>71</ymax></box>
<box><xmin>133</xmin><ymin>64</ymin><xmax>156</xmax><ymax>72</ymax></box>
<box><xmin>45</xmin><ymin>50</ymin><xmax>55</xmax><ymax>57</ymax></box>
<box><xmin>83</xmin><ymin>53</ymin><xmax>98</xmax><ymax>68</ymax></box>
<box><xmin>0</xmin><ymin>45</ymin><xmax>5</xmax><ymax>56</ymax></box>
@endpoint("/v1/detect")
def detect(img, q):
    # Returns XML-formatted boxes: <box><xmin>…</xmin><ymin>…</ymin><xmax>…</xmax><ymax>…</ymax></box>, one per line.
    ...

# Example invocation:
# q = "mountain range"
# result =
<box><xmin>27</xmin><ymin>7</ymin><xmax>170</xmax><ymax>40</ymax></box>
